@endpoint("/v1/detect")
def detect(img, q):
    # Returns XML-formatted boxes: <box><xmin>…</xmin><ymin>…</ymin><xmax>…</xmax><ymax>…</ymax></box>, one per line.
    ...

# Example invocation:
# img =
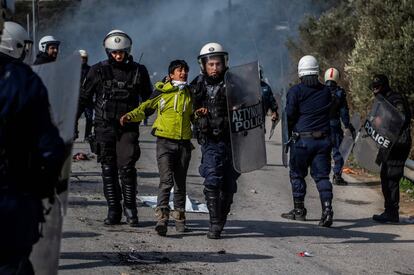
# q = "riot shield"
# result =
<box><xmin>30</xmin><ymin>53</ymin><xmax>81</xmax><ymax>275</ymax></box>
<box><xmin>280</xmin><ymin>89</ymin><xmax>289</xmax><ymax>167</ymax></box>
<box><xmin>338</xmin><ymin>113</ymin><xmax>361</xmax><ymax>165</ymax></box>
<box><xmin>353</xmin><ymin>95</ymin><xmax>405</xmax><ymax>173</ymax></box>
<box><xmin>225</xmin><ymin>61</ymin><xmax>266</xmax><ymax>173</ymax></box>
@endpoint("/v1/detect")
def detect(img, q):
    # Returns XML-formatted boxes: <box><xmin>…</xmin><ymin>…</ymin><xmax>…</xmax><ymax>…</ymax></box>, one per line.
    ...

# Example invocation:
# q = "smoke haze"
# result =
<box><xmin>42</xmin><ymin>0</ymin><xmax>321</xmax><ymax>89</ymax></box>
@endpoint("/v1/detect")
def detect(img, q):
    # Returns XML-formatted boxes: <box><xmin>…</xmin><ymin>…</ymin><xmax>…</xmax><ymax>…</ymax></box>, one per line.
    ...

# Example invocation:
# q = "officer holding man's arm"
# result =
<box><xmin>324</xmin><ymin>68</ymin><xmax>355</xmax><ymax>185</ymax></box>
<box><xmin>191</xmin><ymin>42</ymin><xmax>240</xmax><ymax>239</ymax></box>
<box><xmin>77</xmin><ymin>30</ymin><xmax>152</xmax><ymax>227</ymax></box>
<box><xmin>281</xmin><ymin>55</ymin><xmax>334</xmax><ymax>227</ymax></box>
<box><xmin>370</xmin><ymin>74</ymin><xmax>412</xmax><ymax>223</ymax></box>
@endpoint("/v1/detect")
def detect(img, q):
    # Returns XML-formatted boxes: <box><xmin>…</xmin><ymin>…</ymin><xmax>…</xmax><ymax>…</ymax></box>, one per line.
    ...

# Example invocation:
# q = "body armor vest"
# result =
<box><xmin>203</xmin><ymin>79</ymin><xmax>228</xmax><ymax>137</ymax></box>
<box><xmin>98</xmin><ymin>63</ymin><xmax>140</xmax><ymax>122</ymax></box>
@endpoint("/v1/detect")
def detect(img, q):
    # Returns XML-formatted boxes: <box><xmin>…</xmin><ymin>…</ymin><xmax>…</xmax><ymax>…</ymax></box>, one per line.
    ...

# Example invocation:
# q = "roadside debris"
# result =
<box><xmin>342</xmin><ymin>167</ymin><xmax>357</xmax><ymax>175</ymax></box>
<box><xmin>138</xmin><ymin>193</ymin><xmax>208</xmax><ymax>213</ymax></box>
<box><xmin>118</xmin><ymin>251</ymin><xmax>171</xmax><ymax>265</ymax></box>
<box><xmin>297</xmin><ymin>251</ymin><xmax>313</xmax><ymax>257</ymax></box>
<box><xmin>72</xmin><ymin>152</ymin><xmax>92</xmax><ymax>161</ymax></box>
<box><xmin>217</xmin><ymin>249</ymin><xmax>226</xmax><ymax>254</ymax></box>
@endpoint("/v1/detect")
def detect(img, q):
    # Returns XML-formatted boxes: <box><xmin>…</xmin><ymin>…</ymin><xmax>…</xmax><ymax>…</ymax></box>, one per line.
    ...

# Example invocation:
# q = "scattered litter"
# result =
<box><xmin>250</xmin><ymin>189</ymin><xmax>258</xmax><ymax>194</ymax></box>
<box><xmin>138</xmin><ymin>189</ymin><xmax>208</xmax><ymax>213</ymax></box>
<box><xmin>405</xmin><ymin>189</ymin><xmax>413</xmax><ymax>194</ymax></box>
<box><xmin>72</xmin><ymin>152</ymin><xmax>90</xmax><ymax>161</ymax></box>
<box><xmin>123</xmin><ymin>252</ymin><xmax>171</xmax><ymax>264</ymax></box>
<box><xmin>297</xmin><ymin>251</ymin><xmax>313</xmax><ymax>257</ymax></box>
<box><xmin>217</xmin><ymin>249</ymin><xmax>226</xmax><ymax>254</ymax></box>
<box><xmin>342</xmin><ymin>167</ymin><xmax>357</xmax><ymax>175</ymax></box>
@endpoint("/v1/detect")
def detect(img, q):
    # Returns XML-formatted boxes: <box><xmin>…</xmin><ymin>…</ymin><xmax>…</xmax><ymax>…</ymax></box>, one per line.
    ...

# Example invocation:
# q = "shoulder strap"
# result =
<box><xmin>131</xmin><ymin>63</ymin><xmax>141</xmax><ymax>86</ymax></box>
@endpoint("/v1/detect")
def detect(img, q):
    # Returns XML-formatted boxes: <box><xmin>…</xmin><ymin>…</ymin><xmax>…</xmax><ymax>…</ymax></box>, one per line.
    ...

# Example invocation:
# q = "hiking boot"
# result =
<box><xmin>155</xmin><ymin>207</ymin><xmax>170</xmax><ymax>236</ymax></box>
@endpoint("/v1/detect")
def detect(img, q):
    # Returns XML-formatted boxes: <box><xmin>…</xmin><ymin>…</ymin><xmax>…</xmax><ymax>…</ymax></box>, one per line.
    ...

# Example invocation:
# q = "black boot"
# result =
<box><xmin>319</xmin><ymin>201</ymin><xmax>334</xmax><ymax>227</ymax></box>
<box><xmin>281</xmin><ymin>199</ymin><xmax>307</xmax><ymax>221</ymax></box>
<box><xmin>102</xmin><ymin>164</ymin><xmax>122</xmax><ymax>225</ymax></box>
<box><xmin>120</xmin><ymin>166</ymin><xmax>139</xmax><ymax>227</ymax></box>
<box><xmin>219</xmin><ymin>191</ymin><xmax>234</xmax><ymax>232</ymax></box>
<box><xmin>204</xmin><ymin>187</ymin><xmax>222</xmax><ymax>239</ymax></box>
<box><xmin>333</xmin><ymin>174</ymin><xmax>348</xmax><ymax>186</ymax></box>
<box><xmin>373</xmin><ymin>209</ymin><xmax>399</xmax><ymax>223</ymax></box>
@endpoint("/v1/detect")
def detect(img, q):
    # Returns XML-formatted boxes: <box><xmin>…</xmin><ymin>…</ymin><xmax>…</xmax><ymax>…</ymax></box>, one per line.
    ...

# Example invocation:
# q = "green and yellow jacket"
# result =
<box><xmin>127</xmin><ymin>81</ymin><xmax>193</xmax><ymax>140</ymax></box>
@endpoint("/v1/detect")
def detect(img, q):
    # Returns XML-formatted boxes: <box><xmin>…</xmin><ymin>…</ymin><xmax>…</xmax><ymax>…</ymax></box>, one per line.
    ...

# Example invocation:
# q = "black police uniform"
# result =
<box><xmin>33</xmin><ymin>51</ymin><xmax>56</xmax><ymax>65</ymax></box>
<box><xmin>0</xmin><ymin>54</ymin><xmax>65</xmax><ymax>274</ymax></box>
<box><xmin>261</xmin><ymin>80</ymin><xmax>278</xmax><ymax>119</ymax></box>
<box><xmin>282</xmin><ymin>75</ymin><xmax>334</xmax><ymax>227</ymax></box>
<box><xmin>78</xmin><ymin>56</ymin><xmax>152</xmax><ymax>225</ymax></box>
<box><xmin>372</xmin><ymin>76</ymin><xmax>412</xmax><ymax>223</ymax></box>
<box><xmin>81</xmin><ymin>63</ymin><xmax>93</xmax><ymax>139</ymax></box>
<box><xmin>192</xmin><ymin>73</ymin><xmax>240</xmax><ymax>239</ymax></box>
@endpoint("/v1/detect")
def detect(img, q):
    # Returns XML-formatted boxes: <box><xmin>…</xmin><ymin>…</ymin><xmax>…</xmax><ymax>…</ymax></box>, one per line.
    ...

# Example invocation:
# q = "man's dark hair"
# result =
<box><xmin>168</xmin><ymin>60</ymin><xmax>189</xmax><ymax>75</ymax></box>
<box><xmin>371</xmin><ymin>74</ymin><xmax>389</xmax><ymax>89</ymax></box>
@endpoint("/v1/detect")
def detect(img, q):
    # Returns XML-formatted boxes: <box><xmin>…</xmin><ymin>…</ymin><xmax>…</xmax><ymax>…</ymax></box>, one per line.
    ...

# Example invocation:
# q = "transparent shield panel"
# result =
<box><xmin>30</xmin><ymin>53</ymin><xmax>81</xmax><ymax>275</ymax></box>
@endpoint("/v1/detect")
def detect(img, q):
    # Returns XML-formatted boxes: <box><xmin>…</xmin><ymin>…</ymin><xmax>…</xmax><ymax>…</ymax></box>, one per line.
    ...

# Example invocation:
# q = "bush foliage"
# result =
<box><xmin>288</xmin><ymin>0</ymin><xmax>414</xmax><ymax>157</ymax></box>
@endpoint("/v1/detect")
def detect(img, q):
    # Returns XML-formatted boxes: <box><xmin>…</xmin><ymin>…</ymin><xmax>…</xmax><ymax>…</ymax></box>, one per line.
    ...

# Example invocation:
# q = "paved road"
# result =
<box><xmin>60</xmin><ymin>118</ymin><xmax>414</xmax><ymax>274</ymax></box>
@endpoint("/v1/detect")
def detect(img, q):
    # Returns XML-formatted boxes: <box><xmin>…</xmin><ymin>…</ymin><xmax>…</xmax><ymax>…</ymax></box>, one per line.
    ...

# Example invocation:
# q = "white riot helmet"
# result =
<box><xmin>79</xmin><ymin>49</ymin><xmax>88</xmax><ymax>57</ymax></box>
<box><xmin>298</xmin><ymin>55</ymin><xmax>319</xmax><ymax>78</ymax></box>
<box><xmin>103</xmin><ymin>29</ymin><xmax>132</xmax><ymax>55</ymax></box>
<box><xmin>38</xmin><ymin>35</ymin><xmax>60</xmax><ymax>52</ymax></box>
<box><xmin>198</xmin><ymin>42</ymin><xmax>228</xmax><ymax>72</ymax></box>
<box><xmin>324</xmin><ymin>67</ymin><xmax>340</xmax><ymax>83</ymax></box>
<box><xmin>0</xmin><ymin>21</ymin><xmax>32</xmax><ymax>60</ymax></box>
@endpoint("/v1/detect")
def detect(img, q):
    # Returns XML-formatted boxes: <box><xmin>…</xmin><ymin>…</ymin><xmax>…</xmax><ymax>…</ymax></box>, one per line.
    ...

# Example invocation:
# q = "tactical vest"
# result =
<box><xmin>203</xmin><ymin>79</ymin><xmax>228</xmax><ymax>137</ymax></box>
<box><xmin>98</xmin><ymin>63</ymin><xmax>140</xmax><ymax>122</ymax></box>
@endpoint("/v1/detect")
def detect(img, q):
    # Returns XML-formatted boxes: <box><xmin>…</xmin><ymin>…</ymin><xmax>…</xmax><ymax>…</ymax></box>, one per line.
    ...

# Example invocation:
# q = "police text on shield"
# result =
<box><xmin>231</xmin><ymin>103</ymin><xmax>263</xmax><ymax>133</ymax></box>
<box><xmin>364</xmin><ymin>120</ymin><xmax>391</xmax><ymax>148</ymax></box>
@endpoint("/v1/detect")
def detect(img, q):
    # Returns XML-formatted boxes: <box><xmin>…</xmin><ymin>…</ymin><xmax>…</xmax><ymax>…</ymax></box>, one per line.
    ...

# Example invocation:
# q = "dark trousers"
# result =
<box><xmin>0</xmin><ymin>194</ymin><xmax>43</xmax><ymax>275</ymax></box>
<box><xmin>199</xmin><ymin>139</ymin><xmax>240</xmax><ymax>194</ymax></box>
<box><xmin>380</xmin><ymin>146</ymin><xmax>410</xmax><ymax>213</ymax></box>
<box><xmin>94</xmin><ymin>124</ymin><xmax>141</xmax><ymax>210</ymax></box>
<box><xmin>156</xmin><ymin>137</ymin><xmax>192</xmax><ymax>210</ymax></box>
<box><xmin>330</xmin><ymin>126</ymin><xmax>344</xmax><ymax>175</ymax></box>
<box><xmin>84</xmin><ymin>107</ymin><xmax>93</xmax><ymax>139</ymax></box>
<box><xmin>95</xmin><ymin>124</ymin><xmax>141</xmax><ymax>168</ymax></box>
<box><xmin>289</xmin><ymin>136</ymin><xmax>333</xmax><ymax>202</ymax></box>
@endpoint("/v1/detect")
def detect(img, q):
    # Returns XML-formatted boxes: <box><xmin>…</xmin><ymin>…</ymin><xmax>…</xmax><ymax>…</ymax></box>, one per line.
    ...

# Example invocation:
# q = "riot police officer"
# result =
<box><xmin>34</xmin><ymin>35</ymin><xmax>60</xmax><ymax>65</ymax></box>
<box><xmin>281</xmin><ymin>55</ymin><xmax>334</xmax><ymax>227</ymax></box>
<box><xmin>77</xmin><ymin>29</ymin><xmax>152</xmax><ymax>227</ymax></box>
<box><xmin>324</xmin><ymin>68</ymin><xmax>355</xmax><ymax>185</ymax></box>
<box><xmin>0</xmin><ymin>21</ymin><xmax>65</xmax><ymax>274</ymax></box>
<box><xmin>260</xmin><ymin>66</ymin><xmax>278</xmax><ymax>124</ymax></box>
<box><xmin>371</xmin><ymin>74</ymin><xmax>412</xmax><ymax>223</ymax></box>
<box><xmin>191</xmin><ymin>42</ymin><xmax>240</xmax><ymax>239</ymax></box>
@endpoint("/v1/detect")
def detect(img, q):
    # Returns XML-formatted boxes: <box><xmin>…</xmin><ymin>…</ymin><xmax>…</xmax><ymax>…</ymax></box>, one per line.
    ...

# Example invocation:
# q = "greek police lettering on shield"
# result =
<box><xmin>231</xmin><ymin>103</ymin><xmax>263</xmax><ymax>132</ymax></box>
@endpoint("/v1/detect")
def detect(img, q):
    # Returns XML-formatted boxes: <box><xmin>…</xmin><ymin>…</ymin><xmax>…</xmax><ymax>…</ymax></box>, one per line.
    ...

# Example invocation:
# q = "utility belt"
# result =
<box><xmin>296</xmin><ymin>131</ymin><xmax>329</xmax><ymax>139</ymax></box>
